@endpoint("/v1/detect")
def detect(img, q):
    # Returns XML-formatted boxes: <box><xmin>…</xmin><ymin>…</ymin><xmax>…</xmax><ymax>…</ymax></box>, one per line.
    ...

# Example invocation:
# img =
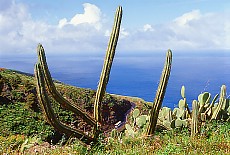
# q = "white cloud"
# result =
<box><xmin>0</xmin><ymin>1</ymin><xmax>229</xmax><ymax>57</ymax></box>
<box><xmin>143</xmin><ymin>24</ymin><xmax>154</xmax><ymax>32</ymax></box>
<box><xmin>58</xmin><ymin>3</ymin><xmax>102</xmax><ymax>30</ymax></box>
<box><xmin>58</xmin><ymin>18</ymin><xmax>68</xmax><ymax>28</ymax></box>
<box><xmin>0</xmin><ymin>1</ymin><xmax>107</xmax><ymax>55</ymax></box>
<box><xmin>168</xmin><ymin>10</ymin><xmax>230</xmax><ymax>50</ymax></box>
<box><xmin>120</xmin><ymin>28</ymin><xmax>129</xmax><ymax>39</ymax></box>
<box><xmin>173</xmin><ymin>10</ymin><xmax>201</xmax><ymax>26</ymax></box>
<box><xmin>119</xmin><ymin>10</ymin><xmax>230</xmax><ymax>51</ymax></box>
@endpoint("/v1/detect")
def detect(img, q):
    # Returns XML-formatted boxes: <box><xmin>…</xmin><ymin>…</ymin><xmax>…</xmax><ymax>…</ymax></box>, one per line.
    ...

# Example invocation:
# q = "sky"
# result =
<box><xmin>0</xmin><ymin>0</ymin><xmax>230</xmax><ymax>56</ymax></box>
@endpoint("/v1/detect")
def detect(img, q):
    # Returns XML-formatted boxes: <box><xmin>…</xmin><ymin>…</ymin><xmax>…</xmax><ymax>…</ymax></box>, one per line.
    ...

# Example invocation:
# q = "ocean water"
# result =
<box><xmin>1</xmin><ymin>51</ymin><xmax>230</xmax><ymax>109</ymax></box>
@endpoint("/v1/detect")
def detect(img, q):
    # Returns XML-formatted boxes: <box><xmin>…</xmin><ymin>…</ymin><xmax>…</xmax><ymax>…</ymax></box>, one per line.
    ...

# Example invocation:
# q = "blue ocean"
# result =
<box><xmin>1</xmin><ymin>51</ymin><xmax>230</xmax><ymax>109</ymax></box>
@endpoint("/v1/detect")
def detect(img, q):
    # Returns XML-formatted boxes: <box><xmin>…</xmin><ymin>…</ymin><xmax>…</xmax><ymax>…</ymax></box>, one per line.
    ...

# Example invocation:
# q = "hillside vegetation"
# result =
<box><xmin>0</xmin><ymin>68</ymin><xmax>229</xmax><ymax>154</ymax></box>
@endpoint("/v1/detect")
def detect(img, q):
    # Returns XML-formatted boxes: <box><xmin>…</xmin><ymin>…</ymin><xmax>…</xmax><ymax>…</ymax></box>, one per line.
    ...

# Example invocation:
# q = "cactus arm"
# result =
<box><xmin>147</xmin><ymin>50</ymin><xmax>172</xmax><ymax>135</ymax></box>
<box><xmin>211</xmin><ymin>85</ymin><xmax>226</xmax><ymax>120</ymax></box>
<box><xmin>37</xmin><ymin>44</ymin><xmax>96</xmax><ymax>127</ymax></box>
<box><xmin>94</xmin><ymin>6</ymin><xmax>122</xmax><ymax>123</ymax></box>
<box><xmin>204</xmin><ymin>94</ymin><xmax>219</xmax><ymax>116</ymax></box>
<box><xmin>191</xmin><ymin>100</ymin><xmax>199</xmax><ymax>137</ymax></box>
<box><xmin>180</xmin><ymin>86</ymin><xmax>191</xmax><ymax>116</ymax></box>
<box><xmin>34</xmin><ymin>63</ymin><xmax>95</xmax><ymax>144</ymax></box>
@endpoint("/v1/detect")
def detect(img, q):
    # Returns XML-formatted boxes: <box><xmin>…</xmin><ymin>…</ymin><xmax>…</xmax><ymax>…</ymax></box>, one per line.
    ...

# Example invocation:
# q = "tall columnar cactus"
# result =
<box><xmin>147</xmin><ymin>50</ymin><xmax>172</xmax><ymax>135</ymax></box>
<box><xmin>34</xmin><ymin>6</ymin><xmax>122</xmax><ymax>144</ymax></box>
<box><xmin>34</xmin><ymin>63</ymin><xmax>95</xmax><ymax>144</ymax></box>
<box><xmin>94</xmin><ymin>6</ymin><xmax>122</xmax><ymax>124</ymax></box>
<box><xmin>191</xmin><ymin>100</ymin><xmax>199</xmax><ymax>137</ymax></box>
<box><xmin>37</xmin><ymin>44</ymin><xmax>96</xmax><ymax>127</ymax></box>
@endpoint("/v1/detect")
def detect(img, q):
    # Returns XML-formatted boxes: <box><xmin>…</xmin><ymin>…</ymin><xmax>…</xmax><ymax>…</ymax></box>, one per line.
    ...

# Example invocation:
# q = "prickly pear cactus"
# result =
<box><xmin>136</xmin><ymin>115</ymin><xmax>148</xmax><ymax>128</ymax></box>
<box><xmin>157</xmin><ymin>107</ymin><xmax>172</xmax><ymax>130</ymax></box>
<box><xmin>211</xmin><ymin>85</ymin><xmax>229</xmax><ymax>120</ymax></box>
<box><xmin>125</xmin><ymin>124</ymin><xmax>135</xmax><ymax>138</ymax></box>
<box><xmin>171</xmin><ymin>118</ymin><xmax>187</xmax><ymax>128</ymax></box>
<box><xmin>132</xmin><ymin>109</ymin><xmax>140</xmax><ymax>119</ymax></box>
<box><xmin>198</xmin><ymin>92</ymin><xmax>211</xmax><ymax>113</ymax></box>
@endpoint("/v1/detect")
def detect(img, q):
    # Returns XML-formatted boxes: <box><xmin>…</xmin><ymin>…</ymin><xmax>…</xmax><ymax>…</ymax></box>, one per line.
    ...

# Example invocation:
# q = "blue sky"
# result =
<box><xmin>0</xmin><ymin>0</ymin><xmax>230</xmax><ymax>56</ymax></box>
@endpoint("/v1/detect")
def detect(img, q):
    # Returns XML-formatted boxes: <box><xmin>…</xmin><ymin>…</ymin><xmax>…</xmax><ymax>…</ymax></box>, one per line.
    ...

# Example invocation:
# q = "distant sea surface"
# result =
<box><xmin>1</xmin><ymin>51</ymin><xmax>230</xmax><ymax>109</ymax></box>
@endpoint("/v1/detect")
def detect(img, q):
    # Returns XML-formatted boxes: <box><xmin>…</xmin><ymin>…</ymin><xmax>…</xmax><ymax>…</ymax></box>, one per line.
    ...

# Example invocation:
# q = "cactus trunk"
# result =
<box><xmin>37</xmin><ymin>44</ymin><xmax>97</xmax><ymax>127</ymax></box>
<box><xmin>191</xmin><ymin>100</ymin><xmax>199</xmax><ymax>137</ymax></box>
<box><xmin>34</xmin><ymin>63</ymin><xmax>95</xmax><ymax>144</ymax></box>
<box><xmin>94</xmin><ymin>6</ymin><xmax>122</xmax><ymax>123</ymax></box>
<box><xmin>147</xmin><ymin>50</ymin><xmax>172</xmax><ymax>135</ymax></box>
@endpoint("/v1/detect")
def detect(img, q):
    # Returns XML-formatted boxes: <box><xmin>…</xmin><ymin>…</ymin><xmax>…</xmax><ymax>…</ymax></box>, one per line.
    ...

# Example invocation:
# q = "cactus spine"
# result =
<box><xmin>191</xmin><ymin>100</ymin><xmax>199</xmax><ymax>137</ymax></box>
<box><xmin>147</xmin><ymin>50</ymin><xmax>172</xmax><ymax>135</ymax></box>
<box><xmin>94</xmin><ymin>6</ymin><xmax>122</xmax><ymax>123</ymax></box>
<box><xmin>34</xmin><ymin>63</ymin><xmax>95</xmax><ymax>144</ymax></box>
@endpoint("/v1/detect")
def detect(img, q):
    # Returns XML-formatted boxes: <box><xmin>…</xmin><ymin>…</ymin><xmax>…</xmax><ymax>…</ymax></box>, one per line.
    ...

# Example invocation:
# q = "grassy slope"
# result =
<box><xmin>0</xmin><ymin>69</ymin><xmax>229</xmax><ymax>154</ymax></box>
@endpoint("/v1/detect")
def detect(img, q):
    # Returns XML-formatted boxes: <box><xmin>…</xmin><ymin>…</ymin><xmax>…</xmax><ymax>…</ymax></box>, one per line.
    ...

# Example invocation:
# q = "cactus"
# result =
<box><xmin>198</xmin><ymin>92</ymin><xmax>210</xmax><ymax>113</ymax></box>
<box><xmin>169</xmin><ymin>86</ymin><xmax>191</xmax><ymax>130</ymax></box>
<box><xmin>157</xmin><ymin>107</ymin><xmax>172</xmax><ymax>130</ymax></box>
<box><xmin>158</xmin><ymin>107</ymin><xmax>172</xmax><ymax>122</ymax></box>
<box><xmin>173</xmin><ymin>108</ymin><xmax>185</xmax><ymax>119</ymax></box>
<box><xmin>194</xmin><ymin>91</ymin><xmax>218</xmax><ymax>122</ymax></box>
<box><xmin>147</xmin><ymin>50</ymin><xmax>172</xmax><ymax>135</ymax></box>
<box><xmin>171</xmin><ymin>118</ymin><xmax>187</xmax><ymax>128</ymax></box>
<box><xmin>136</xmin><ymin>115</ymin><xmax>147</xmax><ymax>128</ymax></box>
<box><xmin>37</xmin><ymin>44</ymin><xmax>96</xmax><ymax>127</ymax></box>
<box><xmin>34</xmin><ymin>6</ymin><xmax>122</xmax><ymax>144</ymax></box>
<box><xmin>211</xmin><ymin>85</ymin><xmax>226</xmax><ymax>120</ymax></box>
<box><xmin>204</xmin><ymin>94</ymin><xmax>219</xmax><ymax>117</ymax></box>
<box><xmin>132</xmin><ymin>108</ymin><xmax>140</xmax><ymax>119</ymax></box>
<box><xmin>191</xmin><ymin>100</ymin><xmax>199</xmax><ymax>137</ymax></box>
<box><xmin>94</xmin><ymin>6</ymin><xmax>122</xmax><ymax>124</ymax></box>
<box><xmin>179</xmin><ymin>86</ymin><xmax>191</xmax><ymax>116</ymax></box>
<box><xmin>125</xmin><ymin>124</ymin><xmax>135</xmax><ymax>137</ymax></box>
<box><xmin>34</xmin><ymin>63</ymin><xmax>95</xmax><ymax>144</ymax></box>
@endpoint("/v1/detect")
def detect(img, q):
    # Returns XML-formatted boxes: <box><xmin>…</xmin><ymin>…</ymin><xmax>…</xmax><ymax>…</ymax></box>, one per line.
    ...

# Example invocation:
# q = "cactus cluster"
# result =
<box><xmin>157</xmin><ymin>107</ymin><xmax>172</xmax><ymax>130</ymax></box>
<box><xmin>125</xmin><ymin>108</ymin><xmax>149</xmax><ymax>137</ymax></box>
<box><xmin>33</xmin><ymin>5</ymin><xmax>230</xmax><ymax>144</ymax></box>
<box><xmin>190</xmin><ymin>85</ymin><xmax>230</xmax><ymax>136</ymax></box>
<box><xmin>157</xmin><ymin>86</ymin><xmax>190</xmax><ymax>130</ymax></box>
<box><xmin>34</xmin><ymin>6</ymin><xmax>122</xmax><ymax>144</ymax></box>
<box><xmin>171</xmin><ymin>86</ymin><xmax>190</xmax><ymax>128</ymax></box>
<box><xmin>156</xmin><ymin>84</ymin><xmax>230</xmax><ymax>135</ymax></box>
<box><xmin>191</xmin><ymin>85</ymin><xmax>229</xmax><ymax>123</ymax></box>
<box><xmin>211</xmin><ymin>85</ymin><xmax>230</xmax><ymax>121</ymax></box>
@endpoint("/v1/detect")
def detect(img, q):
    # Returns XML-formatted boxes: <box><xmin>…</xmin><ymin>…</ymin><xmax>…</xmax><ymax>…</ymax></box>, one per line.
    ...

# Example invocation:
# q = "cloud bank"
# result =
<box><xmin>0</xmin><ymin>1</ymin><xmax>229</xmax><ymax>56</ymax></box>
